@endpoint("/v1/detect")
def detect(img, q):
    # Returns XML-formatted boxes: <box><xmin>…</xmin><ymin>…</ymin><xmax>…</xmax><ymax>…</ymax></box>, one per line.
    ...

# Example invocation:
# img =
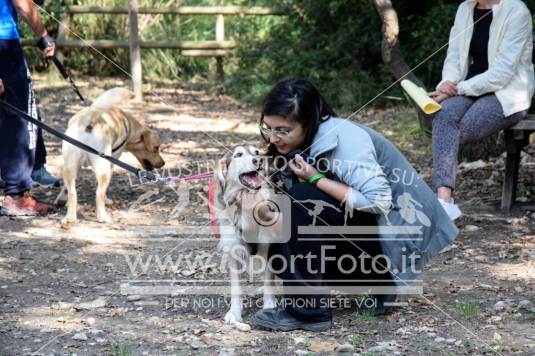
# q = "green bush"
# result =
<box><xmin>227</xmin><ymin>0</ymin><xmax>389</xmax><ymax>110</ymax></box>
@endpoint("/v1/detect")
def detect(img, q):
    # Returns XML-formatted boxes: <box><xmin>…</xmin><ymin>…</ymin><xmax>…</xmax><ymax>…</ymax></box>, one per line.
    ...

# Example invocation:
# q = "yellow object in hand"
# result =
<box><xmin>401</xmin><ymin>79</ymin><xmax>442</xmax><ymax>114</ymax></box>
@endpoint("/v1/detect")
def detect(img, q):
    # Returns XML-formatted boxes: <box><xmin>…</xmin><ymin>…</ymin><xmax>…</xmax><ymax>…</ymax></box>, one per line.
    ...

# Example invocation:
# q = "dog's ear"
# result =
<box><xmin>214</xmin><ymin>152</ymin><xmax>231</xmax><ymax>206</ymax></box>
<box><xmin>141</xmin><ymin>128</ymin><xmax>159</xmax><ymax>152</ymax></box>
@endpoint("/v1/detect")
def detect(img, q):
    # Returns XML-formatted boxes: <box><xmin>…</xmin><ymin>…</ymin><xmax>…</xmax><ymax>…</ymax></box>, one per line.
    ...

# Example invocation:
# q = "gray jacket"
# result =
<box><xmin>309</xmin><ymin>117</ymin><xmax>459</xmax><ymax>284</ymax></box>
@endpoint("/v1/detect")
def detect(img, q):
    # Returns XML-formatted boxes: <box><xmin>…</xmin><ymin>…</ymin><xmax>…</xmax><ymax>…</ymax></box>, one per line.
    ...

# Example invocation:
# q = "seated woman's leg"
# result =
<box><xmin>268</xmin><ymin>182</ymin><xmax>390</xmax><ymax>322</ymax></box>
<box><xmin>432</xmin><ymin>96</ymin><xmax>474</xmax><ymax>191</ymax></box>
<box><xmin>459</xmin><ymin>94</ymin><xmax>526</xmax><ymax>144</ymax></box>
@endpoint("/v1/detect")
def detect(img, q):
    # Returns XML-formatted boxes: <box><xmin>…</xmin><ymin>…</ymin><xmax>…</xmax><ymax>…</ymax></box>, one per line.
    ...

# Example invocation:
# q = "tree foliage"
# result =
<box><xmin>23</xmin><ymin>0</ymin><xmax>535</xmax><ymax>111</ymax></box>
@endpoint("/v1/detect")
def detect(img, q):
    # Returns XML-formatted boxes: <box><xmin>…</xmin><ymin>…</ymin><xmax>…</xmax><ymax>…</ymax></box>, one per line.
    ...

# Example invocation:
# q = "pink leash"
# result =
<box><xmin>162</xmin><ymin>171</ymin><xmax>214</xmax><ymax>185</ymax></box>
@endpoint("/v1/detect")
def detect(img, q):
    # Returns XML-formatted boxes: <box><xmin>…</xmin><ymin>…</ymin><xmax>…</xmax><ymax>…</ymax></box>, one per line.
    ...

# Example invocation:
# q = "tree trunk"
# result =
<box><xmin>372</xmin><ymin>0</ymin><xmax>433</xmax><ymax>136</ymax></box>
<box><xmin>372</xmin><ymin>0</ymin><xmax>421</xmax><ymax>86</ymax></box>
<box><xmin>372</xmin><ymin>0</ymin><xmax>503</xmax><ymax>160</ymax></box>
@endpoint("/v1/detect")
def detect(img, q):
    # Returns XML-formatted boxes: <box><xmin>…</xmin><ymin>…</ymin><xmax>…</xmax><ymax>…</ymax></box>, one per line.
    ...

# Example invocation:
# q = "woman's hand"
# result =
<box><xmin>0</xmin><ymin>79</ymin><xmax>4</xmax><ymax>95</ymax></box>
<box><xmin>437</xmin><ymin>80</ymin><xmax>457</xmax><ymax>97</ymax></box>
<box><xmin>429</xmin><ymin>90</ymin><xmax>450</xmax><ymax>103</ymax></box>
<box><xmin>289</xmin><ymin>154</ymin><xmax>319</xmax><ymax>181</ymax></box>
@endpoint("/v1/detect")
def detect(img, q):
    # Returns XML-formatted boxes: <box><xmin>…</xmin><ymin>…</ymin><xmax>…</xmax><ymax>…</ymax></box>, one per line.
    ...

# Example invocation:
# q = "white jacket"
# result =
<box><xmin>438</xmin><ymin>0</ymin><xmax>535</xmax><ymax>116</ymax></box>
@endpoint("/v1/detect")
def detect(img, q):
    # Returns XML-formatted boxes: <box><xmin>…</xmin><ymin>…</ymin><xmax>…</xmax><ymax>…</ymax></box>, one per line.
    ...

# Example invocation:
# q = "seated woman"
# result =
<box><xmin>429</xmin><ymin>0</ymin><xmax>534</xmax><ymax>219</ymax></box>
<box><xmin>239</xmin><ymin>78</ymin><xmax>458</xmax><ymax>331</ymax></box>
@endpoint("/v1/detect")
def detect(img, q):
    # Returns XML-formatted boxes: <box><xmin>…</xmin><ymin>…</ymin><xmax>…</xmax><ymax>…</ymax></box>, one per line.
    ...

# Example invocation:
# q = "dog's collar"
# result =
<box><xmin>112</xmin><ymin>118</ymin><xmax>130</xmax><ymax>154</ymax></box>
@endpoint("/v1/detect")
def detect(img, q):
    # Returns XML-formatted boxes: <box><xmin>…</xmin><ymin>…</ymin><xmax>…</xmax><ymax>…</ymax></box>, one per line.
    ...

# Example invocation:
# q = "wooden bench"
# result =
<box><xmin>500</xmin><ymin>115</ymin><xmax>535</xmax><ymax>213</ymax></box>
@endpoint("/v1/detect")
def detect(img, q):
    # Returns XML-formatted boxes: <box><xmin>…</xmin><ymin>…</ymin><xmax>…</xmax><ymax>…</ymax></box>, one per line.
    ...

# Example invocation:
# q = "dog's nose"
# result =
<box><xmin>252</xmin><ymin>158</ymin><xmax>259</xmax><ymax>165</ymax></box>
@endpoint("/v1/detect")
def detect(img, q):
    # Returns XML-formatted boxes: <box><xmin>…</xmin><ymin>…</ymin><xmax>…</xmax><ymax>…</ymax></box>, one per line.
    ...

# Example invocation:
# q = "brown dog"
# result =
<box><xmin>55</xmin><ymin>88</ymin><xmax>165</xmax><ymax>224</ymax></box>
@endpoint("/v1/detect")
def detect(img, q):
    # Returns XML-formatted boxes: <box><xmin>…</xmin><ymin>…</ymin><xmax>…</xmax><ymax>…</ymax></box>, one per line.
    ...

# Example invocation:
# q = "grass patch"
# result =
<box><xmin>355</xmin><ymin>309</ymin><xmax>378</xmax><ymax>326</ymax></box>
<box><xmin>408</xmin><ymin>340</ymin><xmax>422</xmax><ymax>350</ymax></box>
<box><xmin>461</xmin><ymin>339</ymin><xmax>476</xmax><ymax>351</ymax></box>
<box><xmin>111</xmin><ymin>343</ymin><xmax>132</xmax><ymax>356</ymax></box>
<box><xmin>525</xmin><ymin>309</ymin><xmax>535</xmax><ymax>321</ymax></box>
<box><xmin>350</xmin><ymin>334</ymin><xmax>364</xmax><ymax>346</ymax></box>
<box><xmin>455</xmin><ymin>300</ymin><xmax>480</xmax><ymax>319</ymax></box>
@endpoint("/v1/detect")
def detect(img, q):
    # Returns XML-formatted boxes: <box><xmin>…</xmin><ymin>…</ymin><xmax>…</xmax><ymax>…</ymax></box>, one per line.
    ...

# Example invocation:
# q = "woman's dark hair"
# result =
<box><xmin>260</xmin><ymin>78</ymin><xmax>336</xmax><ymax>156</ymax></box>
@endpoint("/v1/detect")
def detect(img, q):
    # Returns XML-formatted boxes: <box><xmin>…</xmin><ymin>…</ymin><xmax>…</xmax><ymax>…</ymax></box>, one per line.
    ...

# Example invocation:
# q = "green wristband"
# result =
<box><xmin>307</xmin><ymin>173</ymin><xmax>326</xmax><ymax>185</ymax></box>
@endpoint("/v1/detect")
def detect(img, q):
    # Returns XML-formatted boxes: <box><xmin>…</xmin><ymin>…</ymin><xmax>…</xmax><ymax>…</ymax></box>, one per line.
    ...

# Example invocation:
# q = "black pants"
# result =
<box><xmin>34</xmin><ymin>125</ymin><xmax>47</xmax><ymax>170</ymax></box>
<box><xmin>0</xmin><ymin>40</ymin><xmax>37</xmax><ymax>195</ymax></box>
<box><xmin>269</xmin><ymin>183</ymin><xmax>393</xmax><ymax>322</ymax></box>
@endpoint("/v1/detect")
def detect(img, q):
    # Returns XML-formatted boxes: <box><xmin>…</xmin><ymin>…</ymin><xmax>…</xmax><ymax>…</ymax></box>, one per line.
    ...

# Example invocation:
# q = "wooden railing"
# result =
<box><xmin>21</xmin><ymin>3</ymin><xmax>283</xmax><ymax>99</ymax></box>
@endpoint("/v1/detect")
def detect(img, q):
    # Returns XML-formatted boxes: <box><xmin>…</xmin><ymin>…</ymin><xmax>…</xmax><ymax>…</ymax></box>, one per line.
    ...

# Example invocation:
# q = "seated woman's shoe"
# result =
<box><xmin>438</xmin><ymin>198</ymin><xmax>462</xmax><ymax>220</ymax></box>
<box><xmin>250</xmin><ymin>306</ymin><xmax>332</xmax><ymax>332</ymax></box>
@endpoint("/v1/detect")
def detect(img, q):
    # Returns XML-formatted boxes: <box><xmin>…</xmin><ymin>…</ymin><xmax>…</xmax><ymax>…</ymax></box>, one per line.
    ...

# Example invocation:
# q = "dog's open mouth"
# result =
<box><xmin>239</xmin><ymin>171</ymin><xmax>263</xmax><ymax>190</ymax></box>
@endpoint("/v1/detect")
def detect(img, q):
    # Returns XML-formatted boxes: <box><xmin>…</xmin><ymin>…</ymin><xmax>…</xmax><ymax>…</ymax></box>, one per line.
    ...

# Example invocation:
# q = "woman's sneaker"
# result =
<box><xmin>438</xmin><ymin>198</ymin><xmax>462</xmax><ymax>220</ymax></box>
<box><xmin>250</xmin><ymin>306</ymin><xmax>332</xmax><ymax>332</ymax></box>
<box><xmin>0</xmin><ymin>191</ymin><xmax>51</xmax><ymax>216</ymax></box>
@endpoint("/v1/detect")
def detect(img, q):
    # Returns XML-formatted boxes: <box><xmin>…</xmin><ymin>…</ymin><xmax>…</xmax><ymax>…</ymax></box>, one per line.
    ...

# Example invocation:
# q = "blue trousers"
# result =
<box><xmin>0</xmin><ymin>40</ymin><xmax>37</xmax><ymax>195</ymax></box>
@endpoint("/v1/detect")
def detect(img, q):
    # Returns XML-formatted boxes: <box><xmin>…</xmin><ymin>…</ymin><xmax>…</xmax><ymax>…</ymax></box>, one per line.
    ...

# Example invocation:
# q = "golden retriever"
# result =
<box><xmin>55</xmin><ymin>88</ymin><xmax>165</xmax><ymax>224</ymax></box>
<box><xmin>213</xmin><ymin>145</ymin><xmax>284</xmax><ymax>323</ymax></box>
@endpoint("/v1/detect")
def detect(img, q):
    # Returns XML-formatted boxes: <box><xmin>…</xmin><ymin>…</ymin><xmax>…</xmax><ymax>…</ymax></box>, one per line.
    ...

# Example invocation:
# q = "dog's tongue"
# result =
<box><xmin>243</xmin><ymin>172</ymin><xmax>263</xmax><ymax>189</ymax></box>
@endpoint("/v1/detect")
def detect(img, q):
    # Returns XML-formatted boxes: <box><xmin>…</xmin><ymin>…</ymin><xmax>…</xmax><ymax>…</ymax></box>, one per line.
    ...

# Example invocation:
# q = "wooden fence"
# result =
<box><xmin>22</xmin><ymin>3</ymin><xmax>283</xmax><ymax>99</ymax></box>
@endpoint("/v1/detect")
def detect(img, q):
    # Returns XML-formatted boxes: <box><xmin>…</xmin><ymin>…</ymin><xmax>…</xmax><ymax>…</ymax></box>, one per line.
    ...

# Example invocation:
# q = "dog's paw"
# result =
<box><xmin>97</xmin><ymin>213</ymin><xmax>113</xmax><ymax>223</ymax></box>
<box><xmin>224</xmin><ymin>310</ymin><xmax>242</xmax><ymax>324</ymax></box>
<box><xmin>61</xmin><ymin>216</ymin><xmax>77</xmax><ymax>225</ymax></box>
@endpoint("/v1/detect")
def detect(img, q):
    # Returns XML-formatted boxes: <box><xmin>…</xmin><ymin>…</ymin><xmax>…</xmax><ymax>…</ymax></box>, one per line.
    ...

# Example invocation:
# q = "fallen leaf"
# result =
<box><xmin>75</xmin><ymin>296</ymin><xmax>107</xmax><ymax>310</ymax></box>
<box><xmin>200</xmin><ymin>334</ymin><xmax>216</xmax><ymax>348</ymax></box>
<box><xmin>107</xmin><ymin>308</ymin><xmax>122</xmax><ymax>317</ymax></box>
<box><xmin>308</xmin><ymin>341</ymin><xmax>336</xmax><ymax>352</ymax></box>
<box><xmin>233</xmin><ymin>322</ymin><xmax>251</xmax><ymax>332</ymax></box>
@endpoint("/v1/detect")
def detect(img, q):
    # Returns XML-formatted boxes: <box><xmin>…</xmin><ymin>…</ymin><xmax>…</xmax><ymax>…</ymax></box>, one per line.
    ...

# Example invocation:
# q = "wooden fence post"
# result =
<box><xmin>128</xmin><ymin>0</ymin><xmax>143</xmax><ymax>100</ymax></box>
<box><xmin>215</xmin><ymin>13</ymin><xmax>224</xmax><ymax>80</ymax></box>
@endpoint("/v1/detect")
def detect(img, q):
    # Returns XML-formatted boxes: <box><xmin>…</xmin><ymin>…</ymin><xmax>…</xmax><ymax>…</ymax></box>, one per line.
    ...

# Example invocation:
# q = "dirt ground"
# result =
<box><xmin>1</xmin><ymin>77</ymin><xmax>535</xmax><ymax>355</ymax></box>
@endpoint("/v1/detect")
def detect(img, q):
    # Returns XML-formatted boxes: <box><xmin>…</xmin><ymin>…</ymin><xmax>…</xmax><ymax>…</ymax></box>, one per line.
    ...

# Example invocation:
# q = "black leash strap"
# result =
<box><xmin>52</xmin><ymin>56</ymin><xmax>85</xmax><ymax>102</ymax></box>
<box><xmin>0</xmin><ymin>98</ymin><xmax>159</xmax><ymax>182</ymax></box>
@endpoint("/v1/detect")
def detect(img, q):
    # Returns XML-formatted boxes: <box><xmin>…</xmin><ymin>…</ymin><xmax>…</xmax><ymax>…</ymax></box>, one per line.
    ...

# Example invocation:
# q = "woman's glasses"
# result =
<box><xmin>259</xmin><ymin>124</ymin><xmax>293</xmax><ymax>138</ymax></box>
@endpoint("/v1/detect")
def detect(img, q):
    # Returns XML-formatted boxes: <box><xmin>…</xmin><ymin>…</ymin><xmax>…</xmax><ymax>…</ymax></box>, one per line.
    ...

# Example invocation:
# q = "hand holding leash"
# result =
<box><xmin>37</xmin><ymin>35</ymin><xmax>85</xmax><ymax>102</ymax></box>
<box><xmin>36</xmin><ymin>34</ymin><xmax>56</xmax><ymax>59</ymax></box>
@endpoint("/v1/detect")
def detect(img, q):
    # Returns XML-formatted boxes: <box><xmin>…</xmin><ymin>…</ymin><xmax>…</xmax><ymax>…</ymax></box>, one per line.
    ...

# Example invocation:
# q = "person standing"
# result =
<box><xmin>0</xmin><ymin>0</ymin><xmax>57</xmax><ymax>216</ymax></box>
